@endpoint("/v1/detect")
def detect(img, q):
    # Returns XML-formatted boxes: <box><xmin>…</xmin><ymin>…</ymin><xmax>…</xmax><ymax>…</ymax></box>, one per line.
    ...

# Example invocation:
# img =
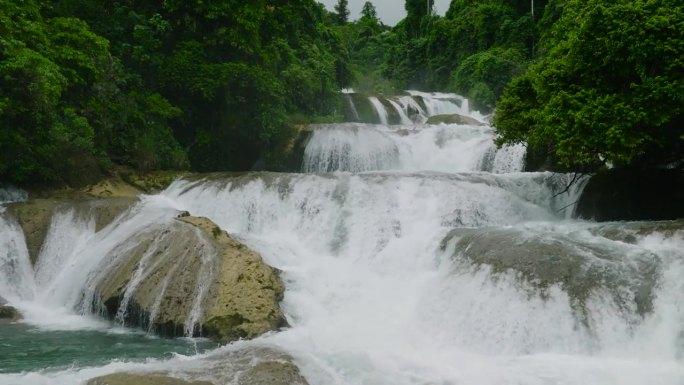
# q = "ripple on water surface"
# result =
<box><xmin>0</xmin><ymin>323</ymin><xmax>216</xmax><ymax>374</ymax></box>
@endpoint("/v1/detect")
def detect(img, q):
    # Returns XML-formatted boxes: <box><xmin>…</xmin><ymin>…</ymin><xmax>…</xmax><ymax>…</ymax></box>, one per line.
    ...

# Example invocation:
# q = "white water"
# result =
<box><xmin>0</xmin><ymin>186</ymin><xmax>27</xmax><ymax>204</ymax></box>
<box><xmin>303</xmin><ymin>123</ymin><xmax>526</xmax><ymax>174</ymax></box>
<box><xmin>368</xmin><ymin>96</ymin><xmax>389</xmax><ymax>125</ymax></box>
<box><xmin>305</xmin><ymin>91</ymin><xmax>517</xmax><ymax>174</ymax></box>
<box><xmin>1</xmin><ymin>92</ymin><xmax>683</xmax><ymax>385</ymax></box>
<box><xmin>387</xmin><ymin>99</ymin><xmax>412</xmax><ymax>125</ymax></box>
<box><xmin>0</xmin><ymin>212</ymin><xmax>35</xmax><ymax>301</ymax></box>
<box><xmin>154</xmin><ymin>173</ymin><xmax>682</xmax><ymax>385</ymax></box>
<box><xmin>407</xmin><ymin>90</ymin><xmax>484</xmax><ymax>122</ymax></box>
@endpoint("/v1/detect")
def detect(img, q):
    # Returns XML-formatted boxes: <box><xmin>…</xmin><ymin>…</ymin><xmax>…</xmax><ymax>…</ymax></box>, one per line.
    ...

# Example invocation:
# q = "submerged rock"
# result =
<box><xmin>239</xmin><ymin>361</ymin><xmax>308</xmax><ymax>385</ymax></box>
<box><xmin>575</xmin><ymin>168</ymin><xmax>684</xmax><ymax>221</ymax></box>
<box><xmin>95</xmin><ymin>216</ymin><xmax>286</xmax><ymax>342</ymax></box>
<box><xmin>87</xmin><ymin>374</ymin><xmax>214</xmax><ymax>385</ymax></box>
<box><xmin>87</xmin><ymin>347</ymin><xmax>308</xmax><ymax>385</ymax></box>
<box><xmin>426</xmin><ymin>114</ymin><xmax>484</xmax><ymax>126</ymax></box>
<box><xmin>7</xmin><ymin>197</ymin><xmax>136</xmax><ymax>265</ymax></box>
<box><xmin>0</xmin><ymin>305</ymin><xmax>22</xmax><ymax>322</ymax></box>
<box><xmin>589</xmin><ymin>220</ymin><xmax>684</xmax><ymax>244</ymax></box>
<box><xmin>441</xmin><ymin>227</ymin><xmax>660</xmax><ymax>318</ymax></box>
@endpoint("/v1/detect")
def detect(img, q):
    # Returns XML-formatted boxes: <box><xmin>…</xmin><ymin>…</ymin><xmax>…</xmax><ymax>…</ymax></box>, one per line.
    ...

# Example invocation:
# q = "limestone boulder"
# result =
<box><xmin>442</xmin><ymin>227</ymin><xmax>660</xmax><ymax>318</ymax></box>
<box><xmin>95</xmin><ymin>215</ymin><xmax>286</xmax><ymax>343</ymax></box>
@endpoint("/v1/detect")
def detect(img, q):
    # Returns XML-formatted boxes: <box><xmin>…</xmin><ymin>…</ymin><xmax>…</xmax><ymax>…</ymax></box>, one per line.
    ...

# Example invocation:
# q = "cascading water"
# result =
<box><xmin>1</xmin><ymin>91</ymin><xmax>683</xmax><ymax>385</ymax></box>
<box><xmin>368</xmin><ymin>96</ymin><xmax>389</xmax><ymax>125</ymax></box>
<box><xmin>387</xmin><ymin>99</ymin><xmax>412</xmax><ymax>125</ymax></box>
<box><xmin>304</xmin><ymin>92</ymin><xmax>525</xmax><ymax>174</ymax></box>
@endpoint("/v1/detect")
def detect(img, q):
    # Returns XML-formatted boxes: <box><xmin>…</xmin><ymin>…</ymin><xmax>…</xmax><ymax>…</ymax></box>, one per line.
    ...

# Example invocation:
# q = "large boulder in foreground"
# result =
<box><xmin>95</xmin><ymin>215</ymin><xmax>286</xmax><ymax>342</ymax></box>
<box><xmin>575</xmin><ymin>168</ymin><xmax>684</xmax><ymax>221</ymax></box>
<box><xmin>86</xmin><ymin>347</ymin><xmax>308</xmax><ymax>385</ymax></box>
<box><xmin>426</xmin><ymin>114</ymin><xmax>485</xmax><ymax>126</ymax></box>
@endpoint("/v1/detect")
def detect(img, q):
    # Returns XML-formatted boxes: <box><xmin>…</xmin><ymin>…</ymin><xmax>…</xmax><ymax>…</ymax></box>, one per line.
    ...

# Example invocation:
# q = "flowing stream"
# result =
<box><xmin>1</xmin><ymin>93</ymin><xmax>683</xmax><ymax>384</ymax></box>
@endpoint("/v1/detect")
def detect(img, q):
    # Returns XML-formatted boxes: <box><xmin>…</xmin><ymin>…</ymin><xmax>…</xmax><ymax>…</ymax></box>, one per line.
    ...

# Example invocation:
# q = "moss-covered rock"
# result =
<box><xmin>0</xmin><ymin>305</ymin><xmax>22</xmax><ymax>322</ymax></box>
<box><xmin>118</xmin><ymin>171</ymin><xmax>187</xmax><ymax>194</ymax></box>
<box><xmin>575</xmin><ymin>168</ymin><xmax>684</xmax><ymax>221</ymax></box>
<box><xmin>378</xmin><ymin>97</ymin><xmax>402</xmax><ymax>125</ymax></box>
<box><xmin>95</xmin><ymin>215</ymin><xmax>286</xmax><ymax>343</ymax></box>
<box><xmin>426</xmin><ymin>114</ymin><xmax>485</xmax><ymax>126</ymax></box>
<box><xmin>255</xmin><ymin>125</ymin><xmax>313</xmax><ymax>172</ymax></box>
<box><xmin>348</xmin><ymin>93</ymin><xmax>381</xmax><ymax>124</ymax></box>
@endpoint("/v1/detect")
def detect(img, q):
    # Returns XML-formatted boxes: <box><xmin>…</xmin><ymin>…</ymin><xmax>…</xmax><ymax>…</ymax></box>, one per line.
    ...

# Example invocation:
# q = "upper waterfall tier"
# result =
<box><xmin>306</xmin><ymin>91</ymin><xmax>521</xmax><ymax>174</ymax></box>
<box><xmin>342</xmin><ymin>91</ymin><xmax>486</xmax><ymax>125</ymax></box>
<box><xmin>303</xmin><ymin>123</ymin><xmax>525</xmax><ymax>174</ymax></box>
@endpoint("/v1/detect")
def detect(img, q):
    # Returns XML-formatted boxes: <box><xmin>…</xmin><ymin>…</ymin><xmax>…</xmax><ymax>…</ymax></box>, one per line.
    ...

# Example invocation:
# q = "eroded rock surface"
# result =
<box><xmin>442</xmin><ymin>227</ymin><xmax>660</xmax><ymax>318</ymax></box>
<box><xmin>95</xmin><ymin>215</ymin><xmax>286</xmax><ymax>342</ymax></box>
<box><xmin>86</xmin><ymin>347</ymin><xmax>308</xmax><ymax>385</ymax></box>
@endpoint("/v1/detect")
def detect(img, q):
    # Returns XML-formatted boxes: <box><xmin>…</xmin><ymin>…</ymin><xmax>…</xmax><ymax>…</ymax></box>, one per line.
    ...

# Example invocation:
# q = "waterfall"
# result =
<box><xmin>345</xmin><ymin>94</ymin><xmax>360</xmax><ymax>121</ymax></box>
<box><xmin>388</xmin><ymin>99</ymin><xmax>412</xmax><ymax>125</ymax></box>
<box><xmin>157</xmin><ymin>172</ymin><xmax>683</xmax><ymax>385</ymax></box>
<box><xmin>0</xmin><ymin>186</ymin><xmax>27</xmax><ymax>204</ymax></box>
<box><xmin>368</xmin><ymin>96</ymin><xmax>389</xmax><ymax>125</ymax></box>
<box><xmin>0</xmin><ymin>212</ymin><xmax>35</xmax><ymax>301</ymax></box>
<box><xmin>302</xmin><ymin>124</ymin><xmax>401</xmax><ymax>173</ymax></box>
<box><xmin>2</xmin><ymin>91</ymin><xmax>684</xmax><ymax>385</ymax></box>
<box><xmin>397</xmin><ymin>95</ymin><xmax>428</xmax><ymax>123</ymax></box>
<box><xmin>302</xmin><ymin>123</ymin><xmax>525</xmax><ymax>174</ymax></box>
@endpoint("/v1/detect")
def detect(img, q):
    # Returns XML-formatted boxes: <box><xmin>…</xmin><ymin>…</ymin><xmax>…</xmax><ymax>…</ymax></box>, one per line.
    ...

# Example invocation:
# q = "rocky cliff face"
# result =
<box><xmin>94</xmin><ymin>215</ymin><xmax>286</xmax><ymax>343</ymax></box>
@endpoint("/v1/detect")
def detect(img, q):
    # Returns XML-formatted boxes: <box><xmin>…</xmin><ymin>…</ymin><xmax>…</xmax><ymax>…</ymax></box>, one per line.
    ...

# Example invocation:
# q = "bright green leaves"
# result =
<box><xmin>495</xmin><ymin>0</ymin><xmax>684</xmax><ymax>169</ymax></box>
<box><xmin>450</xmin><ymin>47</ymin><xmax>526</xmax><ymax>110</ymax></box>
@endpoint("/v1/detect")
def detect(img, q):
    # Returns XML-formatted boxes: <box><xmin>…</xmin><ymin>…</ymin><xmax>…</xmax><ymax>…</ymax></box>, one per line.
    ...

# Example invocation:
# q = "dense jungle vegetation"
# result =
<box><xmin>0</xmin><ymin>0</ymin><xmax>682</xmax><ymax>186</ymax></box>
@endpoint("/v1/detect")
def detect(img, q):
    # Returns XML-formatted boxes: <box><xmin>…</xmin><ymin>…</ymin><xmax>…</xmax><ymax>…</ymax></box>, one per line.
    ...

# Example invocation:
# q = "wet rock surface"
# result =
<box><xmin>0</xmin><ymin>305</ymin><xmax>22</xmax><ymax>322</ymax></box>
<box><xmin>86</xmin><ymin>347</ymin><xmax>308</xmax><ymax>385</ymax></box>
<box><xmin>442</xmin><ymin>227</ymin><xmax>660</xmax><ymax>318</ymax></box>
<box><xmin>95</xmin><ymin>216</ymin><xmax>286</xmax><ymax>342</ymax></box>
<box><xmin>87</xmin><ymin>373</ymin><xmax>214</xmax><ymax>385</ymax></box>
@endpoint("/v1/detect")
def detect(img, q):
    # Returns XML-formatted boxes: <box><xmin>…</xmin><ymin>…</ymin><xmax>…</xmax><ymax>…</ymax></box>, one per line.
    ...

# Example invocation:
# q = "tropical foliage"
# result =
<box><xmin>494</xmin><ymin>0</ymin><xmax>684</xmax><ymax>169</ymax></box>
<box><xmin>0</xmin><ymin>0</ymin><xmax>351</xmax><ymax>185</ymax></box>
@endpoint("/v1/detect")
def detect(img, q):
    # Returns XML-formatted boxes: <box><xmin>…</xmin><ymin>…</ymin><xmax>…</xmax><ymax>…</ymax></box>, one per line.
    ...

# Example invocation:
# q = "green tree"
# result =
<box><xmin>335</xmin><ymin>0</ymin><xmax>350</xmax><ymax>24</ymax></box>
<box><xmin>361</xmin><ymin>1</ymin><xmax>378</xmax><ymax>22</ymax></box>
<box><xmin>495</xmin><ymin>0</ymin><xmax>684</xmax><ymax>169</ymax></box>
<box><xmin>405</xmin><ymin>0</ymin><xmax>434</xmax><ymax>38</ymax></box>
